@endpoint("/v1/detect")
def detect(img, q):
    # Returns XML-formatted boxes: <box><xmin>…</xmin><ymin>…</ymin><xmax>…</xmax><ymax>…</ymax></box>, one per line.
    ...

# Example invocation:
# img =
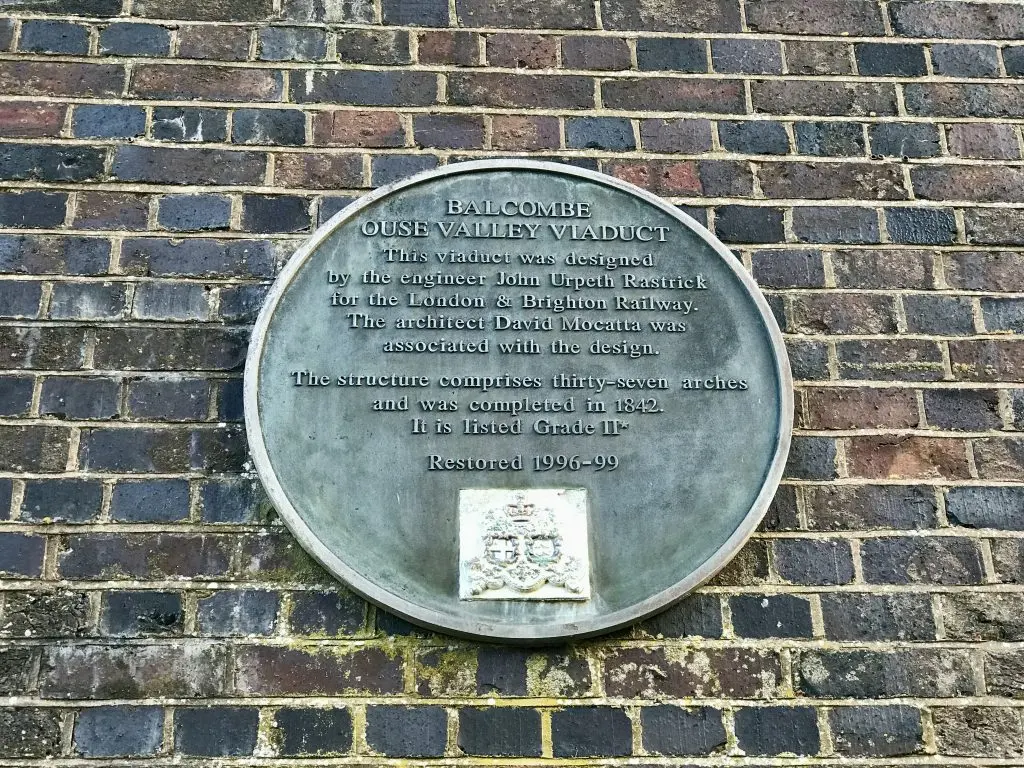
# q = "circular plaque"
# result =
<box><xmin>245</xmin><ymin>160</ymin><xmax>792</xmax><ymax>642</ymax></box>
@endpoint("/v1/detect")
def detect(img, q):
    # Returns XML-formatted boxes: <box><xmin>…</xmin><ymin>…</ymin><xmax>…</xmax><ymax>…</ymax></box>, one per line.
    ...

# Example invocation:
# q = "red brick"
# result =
<box><xmin>605</xmin><ymin>160</ymin><xmax>702</xmax><ymax>195</ymax></box>
<box><xmin>234</xmin><ymin>645</ymin><xmax>403</xmax><ymax>695</ymax></box>
<box><xmin>312</xmin><ymin>110</ymin><xmax>405</xmax><ymax>148</ymax></box>
<box><xmin>913</xmin><ymin>166</ymin><xmax>1024</xmax><ymax>203</ymax></box>
<box><xmin>752</xmin><ymin>81</ymin><xmax>897</xmax><ymax>116</ymax></box>
<box><xmin>0</xmin><ymin>62</ymin><xmax>124</xmax><ymax>98</ymax></box>
<box><xmin>791</xmin><ymin>293</ymin><xmax>898</xmax><ymax>334</ymax></box>
<box><xmin>417</xmin><ymin>31</ymin><xmax>480</xmax><ymax>66</ymax></box>
<box><xmin>802</xmin><ymin>387</ymin><xmax>920</xmax><ymax>429</ymax></box>
<box><xmin>0</xmin><ymin>104</ymin><xmax>64</xmax><ymax>138</ymax></box>
<box><xmin>448</xmin><ymin>73</ymin><xmax>593</xmax><ymax>109</ymax></box>
<box><xmin>951</xmin><ymin>340</ymin><xmax>1024</xmax><ymax>381</ymax></box>
<box><xmin>946</xmin><ymin>124</ymin><xmax>1021</xmax><ymax>161</ymax></box>
<box><xmin>747</xmin><ymin>0</ymin><xmax>885</xmax><ymax>35</ymax></box>
<box><xmin>603</xmin><ymin>78</ymin><xmax>745</xmax><ymax>113</ymax></box>
<box><xmin>759</xmin><ymin>162</ymin><xmax>908</xmax><ymax>201</ymax></box>
<box><xmin>487</xmin><ymin>33</ymin><xmax>557</xmax><ymax>68</ymax></box>
<box><xmin>130</xmin><ymin>65</ymin><xmax>283</xmax><ymax>102</ymax></box>
<box><xmin>832</xmin><ymin>249</ymin><xmax>935</xmax><ymax>289</ymax></box>
<box><xmin>274</xmin><ymin>153</ymin><xmax>364</xmax><ymax>189</ymax></box>
<box><xmin>74</xmin><ymin>192</ymin><xmax>150</xmax><ymax>231</ymax></box>
<box><xmin>943</xmin><ymin>252</ymin><xmax>1024</xmax><ymax>292</ymax></box>
<box><xmin>848</xmin><ymin>436</ymin><xmax>971</xmax><ymax>480</ymax></box>
<box><xmin>491</xmin><ymin>115</ymin><xmax>560</xmax><ymax>150</ymax></box>
<box><xmin>177</xmin><ymin>25</ymin><xmax>252</xmax><ymax>60</ymax></box>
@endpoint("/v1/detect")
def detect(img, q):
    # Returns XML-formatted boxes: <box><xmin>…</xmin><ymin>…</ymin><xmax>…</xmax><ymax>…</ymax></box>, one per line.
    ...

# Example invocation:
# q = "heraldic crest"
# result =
<box><xmin>458</xmin><ymin>489</ymin><xmax>591</xmax><ymax>601</ymax></box>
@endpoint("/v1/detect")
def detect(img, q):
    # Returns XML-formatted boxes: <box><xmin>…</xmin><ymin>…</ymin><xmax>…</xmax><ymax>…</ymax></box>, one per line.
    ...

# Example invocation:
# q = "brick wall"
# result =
<box><xmin>0</xmin><ymin>0</ymin><xmax>1023</xmax><ymax>761</ymax></box>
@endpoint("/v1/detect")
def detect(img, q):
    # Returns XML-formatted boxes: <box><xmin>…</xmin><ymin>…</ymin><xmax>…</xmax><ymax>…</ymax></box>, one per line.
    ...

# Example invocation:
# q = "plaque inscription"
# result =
<box><xmin>246</xmin><ymin>161</ymin><xmax>792</xmax><ymax>642</ymax></box>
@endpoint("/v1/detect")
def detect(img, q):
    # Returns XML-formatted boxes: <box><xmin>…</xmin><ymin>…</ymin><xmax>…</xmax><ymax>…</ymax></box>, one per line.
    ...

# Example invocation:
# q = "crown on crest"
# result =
<box><xmin>506</xmin><ymin>497</ymin><xmax>536</xmax><ymax>522</ymax></box>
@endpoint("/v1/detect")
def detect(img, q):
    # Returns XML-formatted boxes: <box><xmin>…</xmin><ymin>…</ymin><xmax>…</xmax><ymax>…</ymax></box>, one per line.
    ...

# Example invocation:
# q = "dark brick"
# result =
<box><xmin>487</xmin><ymin>33</ymin><xmax>557</xmax><ymax>68</ymax></box>
<box><xmin>795</xmin><ymin>121</ymin><xmax>865</xmax><ymax>156</ymax></box>
<box><xmin>112</xmin><ymin>146</ymin><xmax>265</xmax><ymax>185</ymax></box>
<box><xmin>1006</xmin><ymin>45</ymin><xmax>1024</xmax><ymax>75</ymax></box>
<box><xmin>384</xmin><ymin>0</ymin><xmax>448</xmax><ymax>24</ymax></box>
<box><xmin>712</xmin><ymin>39</ymin><xmax>782</xmax><ymax>73</ymax></box>
<box><xmin>175</xmin><ymin>707</ymin><xmax>258</xmax><ymax>757</ymax></box>
<box><xmin>21</xmin><ymin>479</ymin><xmax>101</xmax><ymax>523</ymax></box>
<box><xmin>177</xmin><ymin>25</ymin><xmax>250</xmax><ymax>60</ymax></box>
<box><xmin>1</xmin><ymin>591</ymin><xmax>87</xmax><ymax>638</ymax></box>
<box><xmin>561</xmin><ymin>36</ymin><xmax>631</xmax><ymax>70</ymax></box>
<box><xmin>365</xmin><ymin>706</ymin><xmax>446</xmax><ymax>757</ymax></box>
<box><xmin>235</xmin><ymin>645</ymin><xmax>402</xmax><ymax>694</ymax></box>
<box><xmin>752</xmin><ymin>81</ymin><xmax>897</xmax><ymax>117</ymax></box>
<box><xmin>719</xmin><ymin>120</ymin><xmax>788</xmax><ymax>155</ymax></box>
<box><xmin>857</xmin><ymin>42</ymin><xmax>927</xmax><ymax>75</ymax></box>
<box><xmin>258</xmin><ymin>27</ymin><xmax>327</xmax><ymax>61</ymax></box>
<box><xmin>121</xmin><ymin>238</ymin><xmax>276</xmax><ymax>278</ymax></box>
<box><xmin>0</xmin><ymin>328</ymin><xmax>86</xmax><ymax>371</ymax></box>
<box><xmin>449</xmin><ymin>72</ymin><xmax>592</xmax><ymax>109</ymax></box>
<box><xmin>974</xmin><ymin>437</ymin><xmax>1024</xmax><ymax>480</ymax></box>
<box><xmin>947</xmin><ymin>124</ymin><xmax>1020</xmax><ymax>160</ymax></box>
<box><xmin>786</xmin><ymin>40</ymin><xmax>852</xmax><ymax>74</ymax></box>
<box><xmin>457</xmin><ymin>0</ymin><xmax>596</xmax><ymax>29</ymax></box>
<box><xmin>787</xmin><ymin>340</ymin><xmax>829</xmax><ymax>380</ymax></box>
<box><xmin>133</xmin><ymin>0</ymin><xmax>273</xmax><ymax>19</ymax></box>
<box><xmin>903</xmin><ymin>294</ymin><xmax>975</xmax><ymax>335</ymax></box>
<box><xmin>602</xmin><ymin>0</ymin><xmax>739</xmax><ymax>31</ymax></box>
<box><xmin>604</xmin><ymin>78</ymin><xmax>745</xmax><ymax>113</ymax></box>
<box><xmin>905</xmin><ymin>83</ymin><xmax>1024</xmax><ymax>119</ymax></box>
<box><xmin>890</xmin><ymin>0</ymin><xmax>1024</xmax><ymax>38</ymax></box>
<box><xmin>199</xmin><ymin>477</ymin><xmax>263</xmax><ymax>523</ymax></box>
<box><xmin>640</xmin><ymin>706</ymin><xmax>725</xmax><ymax>755</ymax></box>
<box><xmin>946</xmin><ymin>486</ymin><xmax>1024</xmax><ymax>530</ymax></box>
<box><xmin>784</xmin><ymin>436</ymin><xmax>837</xmax><ymax>480</ymax></box>
<box><xmin>735</xmin><ymin>706</ymin><xmax>819</xmax><ymax>756</ymax></box>
<box><xmin>152</xmin><ymin>107</ymin><xmax>228</xmax><ymax>143</ymax></box>
<box><xmin>79</xmin><ymin>427</ymin><xmax>189</xmax><ymax>473</ymax></box>
<box><xmin>796</xmin><ymin>648</ymin><xmax>973</xmax><ymax>698</ymax></box>
<box><xmin>280</xmin><ymin>0</ymin><xmax>373</xmax><ymax>22</ymax></box>
<box><xmin>476</xmin><ymin>647</ymin><xmax>527</xmax><ymax>695</ymax></box>
<box><xmin>291</xmin><ymin>70</ymin><xmax>436</xmax><ymax>106</ymax></box>
<box><xmin>747</xmin><ymin>0</ymin><xmax>884</xmax><ymax>34</ymax></box>
<box><xmin>217</xmin><ymin>379</ymin><xmax>243</xmax><ymax>421</ymax></box>
<box><xmin>715</xmin><ymin>206</ymin><xmax>784</xmax><ymax>243</ymax></box>
<box><xmin>74</xmin><ymin>706</ymin><xmax>163</xmax><ymax>758</ymax></box>
<box><xmin>198</xmin><ymin>590</ymin><xmax>278</xmax><ymax>636</ymax></box>
<box><xmin>20</xmin><ymin>20</ymin><xmax>89</xmax><ymax>54</ymax></box>
<box><xmin>830</xmin><ymin>706</ymin><xmax>923</xmax><ymax>756</ymax></box>
<box><xmin>0</xmin><ymin>425</ymin><xmax>70</xmax><ymax>472</ymax></box>
<box><xmin>931</xmin><ymin>43</ymin><xmax>1000</xmax><ymax>76</ymax></box>
<box><xmin>59</xmin><ymin>533</ymin><xmax>231</xmax><ymax>579</ymax></box>
<box><xmin>551</xmin><ymin>707</ymin><xmax>631</xmax><ymax>757</ymax></box>
<box><xmin>133</xmin><ymin>282</ymin><xmax>212</xmax><ymax>321</ymax></box>
<box><xmin>111</xmin><ymin>479</ymin><xmax>188</xmax><ymax>523</ymax></box>
<box><xmin>934</xmin><ymin>706</ymin><xmax>1024</xmax><ymax>757</ymax></box>
<box><xmin>849</xmin><ymin>434</ymin><xmax>970</xmax><ymax>480</ymax></box>
<box><xmin>566</xmin><ymin>117</ymin><xmax>634</xmax><ymax>150</ymax></box>
<box><xmin>414</xmin><ymin>114</ymin><xmax>484</xmax><ymax>149</ymax></box>
<box><xmin>870</xmin><ymin>122</ymin><xmax>940</xmax><ymax>158</ymax></box>
<box><xmin>275</xmin><ymin>152</ymin><xmax>363</xmax><ymax>189</ymax></box>
<box><xmin>992</xmin><ymin>538</ymin><xmax>1024</xmax><ymax>582</ymax></box>
<box><xmin>49</xmin><ymin>283</ymin><xmax>126</xmax><ymax>320</ymax></box>
<box><xmin>637</xmin><ymin>593</ymin><xmax>722</xmax><ymax>638</ymax></box>
<box><xmin>966</xmin><ymin>209</ymin><xmax>1024</xmax><ymax>245</ymax></box>
<box><xmin>0</xmin><ymin>143</ymin><xmax>105</xmax><ymax>183</ymax></box>
<box><xmin>837</xmin><ymin>339</ymin><xmax>945</xmax><ymax>382</ymax></box>
<box><xmin>751</xmin><ymin>250</ymin><xmax>825</xmax><ymax>288</ymax></box>
<box><xmin>371</xmin><ymin>154</ymin><xmax>438</xmax><ymax>185</ymax></box>
<box><xmin>238</xmin><ymin>532</ymin><xmax>331</xmax><ymax>583</ymax></box>
<box><xmin>0</xmin><ymin>191</ymin><xmax>66</xmax><ymax>228</ymax></box>
<box><xmin>731</xmin><ymin>594</ymin><xmax>813</xmax><ymax>638</ymax></box>
<box><xmin>640</xmin><ymin>118</ymin><xmax>712</xmax><ymax>152</ymax></box>
<box><xmin>821</xmin><ymin>593</ymin><xmax>935</xmax><ymax>641</ymax></box>
<box><xmin>41</xmin><ymin>642</ymin><xmax>229</xmax><ymax>698</ymax></box>
<box><xmin>276</xmin><ymin>707</ymin><xmax>352</xmax><ymax>756</ymax></box>
<box><xmin>101</xmin><ymin>591</ymin><xmax>183</xmax><ymax>636</ymax></box>
<box><xmin>526</xmin><ymin>652</ymin><xmax>593</xmax><ymax>696</ymax></box>
<box><xmin>941</xmin><ymin>592</ymin><xmax>1024</xmax><ymax>641</ymax></box>
<box><xmin>290</xmin><ymin>590</ymin><xmax>365</xmax><ymax>635</ymax></box>
<box><xmin>762</xmin><ymin>161</ymin><xmax>906</xmax><ymax>200</ymax></box>
<box><xmin>0</xmin><ymin>281</ymin><xmax>41</xmax><ymax>318</ymax></box>
<box><xmin>0</xmin><ymin>648</ymin><xmax>37</xmax><ymax>694</ymax></box>
<box><xmin>233</xmin><ymin>108</ymin><xmax>306</xmax><ymax>146</ymax></box>
<box><xmin>0</xmin><ymin>709</ymin><xmax>62</xmax><ymax>757</ymax></box>
<box><xmin>73</xmin><ymin>105</ymin><xmax>146</xmax><ymax>139</ymax></box>
<box><xmin>802</xmin><ymin>387</ymin><xmax>918</xmax><ymax>430</ymax></box>
<box><xmin>793</xmin><ymin>206</ymin><xmax>879</xmax><ymax>244</ymax></box>
<box><xmin>241</xmin><ymin>195</ymin><xmax>311</xmax><ymax>233</ymax></box>
<box><xmin>924</xmin><ymin>389</ymin><xmax>1001</xmax><ymax>431</ymax></box>
<box><xmin>862</xmin><ymin>536</ymin><xmax>983</xmax><ymax>584</ymax></box>
<box><xmin>636</xmin><ymin>37</ymin><xmax>706</xmax><ymax>72</ymax></box>
<box><xmin>99</xmin><ymin>23</ymin><xmax>170</xmax><ymax>55</ymax></box>
<box><xmin>0</xmin><ymin>376</ymin><xmax>32</xmax><ymax>416</ymax></box>
<box><xmin>219</xmin><ymin>285</ymin><xmax>269</xmax><ymax>323</ymax></box>
<box><xmin>774</xmin><ymin>539</ymin><xmax>854</xmax><ymax>585</ymax></box>
<box><xmin>0</xmin><ymin>235</ymin><xmax>110</xmax><ymax>274</ymax></box>
<box><xmin>886</xmin><ymin>208</ymin><xmax>956</xmax><ymax>245</ymax></box>
<box><xmin>158</xmin><ymin>195</ymin><xmax>231</xmax><ymax>231</ymax></box>
<box><xmin>458</xmin><ymin>708</ymin><xmax>542</xmax><ymax>756</ymax></box>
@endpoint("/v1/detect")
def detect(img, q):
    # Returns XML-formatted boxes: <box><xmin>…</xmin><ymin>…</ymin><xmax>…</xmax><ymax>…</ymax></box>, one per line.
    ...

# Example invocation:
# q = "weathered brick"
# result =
<box><xmin>602</xmin><ymin>0</ymin><xmax>740</xmax><ymax>31</ymax></box>
<box><xmin>0</xmin><ymin>648</ymin><xmax>37</xmax><ymax>694</ymax></box>
<box><xmin>786</xmin><ymin>40</ymin><xmax>853</xmax><ymax>74</ymax></box>
<box><xmin>551</xmin><ymin>707</ymin><xmax>631</xmax><ymax>757</ymax></box>
<box><xmin>487</xmin><ymin>33</ymin><xmax>557</xmax><ymax>68</ymax></box>
<box><xmin>133</xmin><ymin>282</ymin><xmax>213</xmax><ymax>321</ymax></box>
<box><xmin>635</xmin><ymin>37</ymin><xmax>706</xmax><ymax>72</ymax></box>
<box><xmin>281</xmin><ymin>0</ymin><xmax>374</xmax><ymax>22</ymax></box>
<box><xmin>276</xmin><ymin>707</ymin><xmax>353</xmax><ymax>756</ymax></box>
<box><xmin>450</xmin><ymin>73</ymin><xmax>592</xmax><ymax>109</ymax></box>
<box><xmin>698</xmin><ymin>160</ymin><xmax>755</xmax><ymax>195</ymax></box>
<box><xmin>906</xmin><ymin>83</ymin><xmax>1024</xmax><ymax>118</ymax></box>
<box><xmin>951</xmin><ymin>340</ymin><xmax>1024</xmax><ymax>381</ymax></box>
<box><xmin>641</xmin><ymin>706</ymin><xmax>726</xmax><ymax>755</ymax></box>
<box><xmin>992</xmin><ymin>538</ymin><xmax>1024</xmax><ymax>583</ymax></box>
<box><xmin>99</xmin><ymin>22</ymin><xmax>170</xmax><ymax>56</ymax></box>
<box><xmin>0</xmin><ymin>709</ymin><xmax>62</xmax><ymax>757</ymax></box>
<box><xmin>94</xmin><ymin>327</ymin><xmax>248</xmax><ymax>371</ymax></box>
<box><xmin>753</xmin><ymin>81</ymin><xmax>897</xmax><ymax>116</ymax></box>
<box><xmin>914</xmin><ymin>165</ymin><xmax>1024</xmax><ymax>203</ymax></box>
<box><xmin>292</xmin><ymin>70</ymin><xmax>436</xmax><ymax>106</ymax></box>
<box><xmin>931</xmin><ymin>43</ymin><xmax>1000</xmax><ymax>77</ymax></box>
<box><xmin>774</xmin><ymin>539</ymin><xmax>855</xmax><ymax>585</ymax></box>
<box><xmin>5</xmin><ymin>0</ymin><xmax>119</xmax><ymax>14</ymax></box>
<box><xmin>176</xmin><ymin>707</ymin><xmax>258</xmax><ymax>756</ymax></box>
<box><xmin>121</xmin><ymin>238</ymin><xmax>277</xmax><ymax>278</ymax></box>
<box><xmin>715</xmin><ymin>206</ymin><xmax>785</xmax><ymax>244</ymax></box>
<box><xmin>796</xmin><ymin>649</ymin><xmax>974</xmax><ymax>697</ymax></box>
<box><xmin>972</xmin><ymin>438</ymin><xmax>1024</xmax><ymax>480</ymax></box>
<box><xmin>414</xmin><ymin>114</ymin><xmax>484</xmax><ymax>149</ymax></box>
<box><xmin>784</xmin><ymin>436</ymin><xmax>837</xmax><ymax>480</ymax></box>
<box><xmin>59</xmin><ymin>533</ymin><xmax>232</xmax><ymax>578</ymax></box>
<box><xmin>849</xmin><ymin>435</ymin><xmax>970</xmax><ymax>479</ymax></box>
<box><xmin>382</xmin><ymin>0</ymin><xmax>447</xmax><ymax>24</ymax></box>
<box><xmin>101</xmin><ymin>591</ymin><xmax>183</xmax><ymax>636</ymax></box>
<box><xmin>604</xmin><ymin>78</ymin><xmax>744</xmax><ymax>112</ymax></box>
<box><xmin>793</xmin><ymin>207</ymin><xmax>880</xmax><ymax>244</ymax></box>
<box><xmin>829</xmin><ymin>706</ymin><xmax>923</xmax><ymax>756</ymax></box>
<box><xmin>712</xmin><ymin>39</ymin><xmax>783</xmax><ymax>74</ymax></box>
<box><xmin>177</xmin><ymin>25</ymin><xmax>250</xmax><ymax>60</ymax></box>
<box><xmin>459</xmin><ymin>0</ymin><xmax>596</xmax><ymax>28</ymax></box>
<box><xmin>639</xmin><ymin>118</ymin><xmax>712</xmax><ymax>153</ymax></box>
<box><xmin>762</xmin><ymin>162</ymin><xmax>907</xmax><ymax>200</ymax></box>
<box><xmin>0</xmin><ymin>103</ymin><xmax>65</xmax><ymax>138</ymax></box>
<box><xmin>49</xmin><ymin>282</ymin><xmax>126</xmax><ymax>321</ymax></box>
<box><xmin>941</xmin><ymin>592</ymin><xmax>1024</xmax><ymax>640</ymax></box>
<box><xmin>794</xmin><ymin>121</ymin><xmax>865</xmax><ymax>156</ymax></box>
<box><xmin>984</xmin><ymin>651</ymin><xmax>1024</xmax><ymax>698</ymax></box>
<box><xmin>566</xmin><ymin>117</ymin><xmax>634</xmax><ymax>151</ymax></box>
<box><xmin>747</xmin><ymin>0</ymin><xmax>883</xmax><ymax>34</ymax></box>
<box><xmin>890</xmin><ymin>0</ymin><xmax>1024</xmax><ymax>38</ymax></box>
<box><xmin>561</xmin><ymin>36</ymin><xmax>630</xmax><ymax>70</ymax></box>
<box><xmin>113</xmin><ymin>146</ymin><xmax>265</xmax><ymax>185</ymax></box>
<box><xmin>946</xmin><ymin>486</ymin><xmax>1024</xmax><ymax>530</ymax></box>
<box><xmin>802</xmin><ymin>387</ymin><xmax>918</xmax><ymax>429</ymax></box>
<box><xmin>492</xmin><ymin>115</ymin><xmax>560</xmax><ymax>151</ymax></box>
<box><xmin>792</xmin><ymin>293</ymin><xmax>897</xmax><ymax>334</ymax></box>
<box><xmin>606</xmin><ymin>160</ymin><xmax>701</xmax><ymax>195</ymax></box>
<box><xmin>932</xmin><ymin>707</ymin><xmax>1024</xmax><ymax>757</ymax></box>
<box><xmin>135</xmin><ymin>0</ymin><xmax>272</xmax><ymax>18</ymax></box>
<box><xmin>74</xmin><ymin>706</ymin><xmax>163</xmax><ymax>758</ymax></box>
<box><xmin>41</xmin><ymin>643</ymin><xmax>229</xmax><ymax>698</ymax></box>
<box><xmin>902</xmin><ymin>295</ymin><xmax>974</xmax><ymax>336</ymax></box>
<box><xmin>604</xmin><ymin>646</ymin><xmax>713</xmax><ymax>697</ymax></box>
<box><xmin>132</xmin><ymin>65</ymin><xmax>283</xmax><ymax>101</ymax></box>
<box><xmin>720</xmin><ymin>120</ymin><xmax>788</xmax><ymax>154</ymax></box>
<box><xmin>0</xmin><ymin>376</ymin><xmax>33</xmax><ymax>416</ymax></box>
<box><xmin>0</xmin><ymin>62</ymin><xmax>123</xmax><ymax>99</ymax></box>
<box><xmin>73</xmin><ymin>105</ymin><xmax>146</xmax><ymax>139</ymax></box>
<box><xmin>157</xmin><ymin>194</ymin><xmax>231</xmax><ymax>232</ymax></box>
<box><xmin>3</xmin><ymin>591</ymin><xmax>88</xmax><ymax>638</ymax></box>
<box><xmin>947</xmin><ymin>123</ymin><xmax>1021</xmax><ymax>160</ymax></box>
<box><xmin>312</xmin><ymin>110</ymin><xmax>404</xmax><ymax>148</ymax></box>
<box><xmin>924</xmin><ymin>389</ymin><xmax>1000</xmax><ymax>430</ymax></box>
<box><xmin>0</xmin><ymin>425</ymin><xmax>70</xmax><ymax>472</ymax></box>
<box><xmin>805</xmin><ymin>484</ymin><xmax>938</xmax><ymax>530</ymax></box>
<box><xmin>417</xmin><ymin>31</ymin><xmax>479</xmax><ymax>65</ymax></box>
<box><xmin>856</xmin><ymin>42</ymin><xmax>926</xmax><ymax>76</ymax></box>
<box><xmin>290</xmin><ymin>590</ymin><xmax>365</xmax><ymax>636</ymax></box>
<box><xmin>965</xmin><ymin>209</ymin><xmax>1024</xmax><ymax>246</ymax></box>
<box><xmin>21</xmin><ymin>479</ymin><xmax>102</xmax><ymax>523</ymax></box>
<box><xmin>152</xmin><ymin>107</ymin><xmax>228</xmax><ymax>143</ymax></box>
<box><xmin>821</xmin><ymin>593</ymin><xmax>935</xmax><ymax>640</ymax></box>
<box><xmin>235</xmin><ymin>645</ymin><xmax>402</xmax><ymax>695</ymax></box>
<box><xmin>19</xmin><ymin>20</ymin><xmax>89</xmax><ymax>54</ymax></box>
<box><xmin>258</xmin><ymin>26</ymin><xmax>327</xmax><ymax>61</ymax></box>
<box><xmin>861</xmin><ymin>536</ymin><xmax>983</xmax><ymax>584</ymax></box>
<box><xmin>886</xmin><ymin>208</ymin><xmax>956</xmax><ymax>245</ymax></box>
<box><xmin>198</xmin><ymin>590</ymin><xmax>279</xmax><ymax>636</ymax></box>
<box><xmin>0</xmin><ymin>327</ymin><xmax>86</xmax><ymax>370</ymax></box>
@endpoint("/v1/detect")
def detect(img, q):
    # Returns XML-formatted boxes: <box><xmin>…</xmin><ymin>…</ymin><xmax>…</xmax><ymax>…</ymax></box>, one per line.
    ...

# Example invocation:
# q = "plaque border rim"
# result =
<box><xmin>244</xmin><ymin>159</ymin><xmax>794</xmax><ymax>643</ymax></box>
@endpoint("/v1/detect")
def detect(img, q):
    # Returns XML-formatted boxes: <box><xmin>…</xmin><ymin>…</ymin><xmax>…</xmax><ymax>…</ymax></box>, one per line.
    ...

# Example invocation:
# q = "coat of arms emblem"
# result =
<box><xmin>458</xmin><ymin>489</ymin><xmax>590</xmax><ymax>601</ymax></box>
